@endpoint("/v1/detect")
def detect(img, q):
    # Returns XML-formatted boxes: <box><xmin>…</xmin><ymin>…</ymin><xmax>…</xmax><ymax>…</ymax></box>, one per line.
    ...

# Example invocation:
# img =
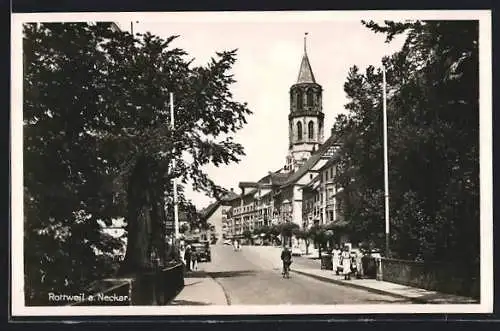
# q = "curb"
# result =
<box><xmin>175</xmin><ymin>270</ymin><xmax>230</xmax><ymax>306</ymax></box>
<box><xmin>291</xmin><ymin>269</ymin><xmax>429</xmax><ymax>304</ymax></box>
<box><xmin>207</xmin><ymin>274</ymin><xmax>232</xmax><ymax>306</ymax></box>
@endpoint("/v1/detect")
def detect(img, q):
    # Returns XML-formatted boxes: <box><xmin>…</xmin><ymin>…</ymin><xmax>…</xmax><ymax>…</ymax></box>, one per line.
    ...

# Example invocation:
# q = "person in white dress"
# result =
<box><xmin>331</xmin><ymin>245</ymin><xmax>341</xmax><ymax>275</ymax></box>
<box><xmin>341</xmin><ymin>245</ymin><xmax>352</xmax><ymax>280</ymax></box>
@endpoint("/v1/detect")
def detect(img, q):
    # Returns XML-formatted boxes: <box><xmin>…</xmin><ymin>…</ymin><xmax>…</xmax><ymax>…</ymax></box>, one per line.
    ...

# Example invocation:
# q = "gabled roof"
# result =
<box><xmin>200</xmin><ymin>189</ymin><xmax>239</xmax><ymax>221</ymax></box>
<box><xmin>280</xmin><ymin>134</ymin><xmax>339</xmax><ymax>188</ymax></box>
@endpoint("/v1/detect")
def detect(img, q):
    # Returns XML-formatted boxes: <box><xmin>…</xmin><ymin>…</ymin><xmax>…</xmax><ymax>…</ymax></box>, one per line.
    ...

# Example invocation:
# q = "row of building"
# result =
<box><xmin>203</xmin><ymin>36</ymin><xmax>349</xmax><ymax>243</ymax></box>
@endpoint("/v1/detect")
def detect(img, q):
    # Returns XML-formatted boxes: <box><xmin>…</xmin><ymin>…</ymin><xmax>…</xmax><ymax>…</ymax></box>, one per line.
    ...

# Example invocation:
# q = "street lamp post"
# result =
<box><xmin>170</xmin><ymin>92</ymin><xmax>180</xmax><ymax>242</ymax></box>
<box><xmin>382</xmin><ymin>65</ymin><xmax>390</xmax><ymax>258</ymax></box>
<box><xmin>130</xmin><ymin>21</ymin><xmax>139</xmax><ymax>35</ymax></box>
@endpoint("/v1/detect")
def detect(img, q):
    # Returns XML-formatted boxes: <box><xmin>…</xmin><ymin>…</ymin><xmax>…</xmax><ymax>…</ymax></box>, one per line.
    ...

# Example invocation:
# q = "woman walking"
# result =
<box><xmin>341</xmin><ymin>245</ymin><xmax>352</xmax><ymax>280</ymax></box>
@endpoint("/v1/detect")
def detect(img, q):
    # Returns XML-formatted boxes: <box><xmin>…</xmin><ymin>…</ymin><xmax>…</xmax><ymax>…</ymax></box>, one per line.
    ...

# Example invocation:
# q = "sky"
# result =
<box><xmin>113</xmin><ymin>15</ymin><xmax>406</xmax><ymax>210</ymax></box>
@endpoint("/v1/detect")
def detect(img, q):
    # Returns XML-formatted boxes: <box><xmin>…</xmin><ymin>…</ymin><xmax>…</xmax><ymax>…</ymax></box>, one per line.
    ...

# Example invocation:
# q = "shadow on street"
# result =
<box><xmin>206</xmin><ymin>270</ymin><xmax>257</xmax><ymax>278</ymax></box>
<box><xmin>184</xmin><ymin>270</ymin><xmax>258</xmax><ymax>279</ymax></box>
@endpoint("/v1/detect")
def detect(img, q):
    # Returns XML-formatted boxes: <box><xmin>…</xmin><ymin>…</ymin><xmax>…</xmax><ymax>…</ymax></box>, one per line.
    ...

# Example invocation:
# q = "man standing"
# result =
<box><xmin>281</xmin><ymin>246</ymin><xmax>292</xmax><ymax>276</ymax></box>
<box><xmin>184</xmin><ymin>244</ymin><xmax>192</xmax><ymax>272</ymax></box>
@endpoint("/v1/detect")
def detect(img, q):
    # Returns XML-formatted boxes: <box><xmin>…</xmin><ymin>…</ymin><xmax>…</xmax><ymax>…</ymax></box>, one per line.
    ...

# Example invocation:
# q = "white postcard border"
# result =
<box><xmin>10</xmin><ymin>9</ymin><xmax>493</xmax><ymax>316</ymax></box>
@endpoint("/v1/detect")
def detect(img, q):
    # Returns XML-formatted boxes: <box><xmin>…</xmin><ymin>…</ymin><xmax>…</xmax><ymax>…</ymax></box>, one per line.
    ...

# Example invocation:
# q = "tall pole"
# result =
<box><xmin>130</xmin><ymin>22</ymin><xmax>133</xmax><ymax>35</ymax></box>
<box><xmin>170</xmin><ymin>92</ymin><xmax>180</xmax><ymax>241</ymax></box>
<box><xmin>382</xmin><ymin>65</ymin><xmax>390</xmax><ymax>258</ymax></box>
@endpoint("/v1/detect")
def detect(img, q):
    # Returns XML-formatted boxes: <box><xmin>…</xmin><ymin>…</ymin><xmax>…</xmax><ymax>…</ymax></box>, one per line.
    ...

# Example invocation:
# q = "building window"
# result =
<box><xmin>296</xmin><ymin>90</ymin><xmax>303</xmax><ymax>110</ymax></box>
<box><xmin>308</xmin><ymin>121</ymin><xmax>314</xmax><ymax>139</ymax></box>
<box><xmin>297</xmin><ymin>122</ymin><xmax>303</xmax><ymax>141</ymax></box>
<box><xmin>307</xmin><ymin>89</ymin><xmax>314</xmax><ymax>107</ymax></box>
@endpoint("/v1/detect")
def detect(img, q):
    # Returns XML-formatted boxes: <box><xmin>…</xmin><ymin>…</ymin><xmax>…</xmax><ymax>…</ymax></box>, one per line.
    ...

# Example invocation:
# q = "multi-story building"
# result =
<box><xmin>223</xmin><ymin>36</ymin><xmax>346</xmax><ymax>241</ymax></box>
<box><xmin>200</xmin><ymin>189</ymin><xmax>239</xmax><ymax>243</ymax></box>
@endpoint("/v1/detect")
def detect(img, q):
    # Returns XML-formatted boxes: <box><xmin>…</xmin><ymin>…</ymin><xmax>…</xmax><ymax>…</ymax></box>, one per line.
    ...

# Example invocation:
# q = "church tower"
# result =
<box><xmin>285</xmin><ymin>33</ymin><xmax>325</xmax><ymax>172</ymax></box>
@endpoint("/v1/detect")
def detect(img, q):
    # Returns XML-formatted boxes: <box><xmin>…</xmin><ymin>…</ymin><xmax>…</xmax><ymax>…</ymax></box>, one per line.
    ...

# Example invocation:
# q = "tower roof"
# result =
<box><xmin>296</xmin><ymin>33</ymin><xmax>316</xmax><ymax>84</ymax></box>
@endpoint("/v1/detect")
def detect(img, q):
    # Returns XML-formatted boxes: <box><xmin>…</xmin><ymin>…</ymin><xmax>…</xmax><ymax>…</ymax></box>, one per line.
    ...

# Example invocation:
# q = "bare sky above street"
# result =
<box><xmin>114</xmin><ymin>14</ymin><xmax>406</xmax><ymax>210</ymax></box>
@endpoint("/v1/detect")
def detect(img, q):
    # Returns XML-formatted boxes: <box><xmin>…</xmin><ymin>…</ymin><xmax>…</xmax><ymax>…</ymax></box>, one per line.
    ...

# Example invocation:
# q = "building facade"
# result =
<box><xmin>222</xmin><ymin>36</ymin><xmax>346</xmax><ymax>240</ymax></box>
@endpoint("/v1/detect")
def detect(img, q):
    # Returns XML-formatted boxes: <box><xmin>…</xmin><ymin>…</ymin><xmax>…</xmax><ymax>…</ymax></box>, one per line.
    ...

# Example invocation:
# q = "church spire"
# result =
<box><xmin>297</xmin><ymin>32</ymin><xmax>316</xmax><ymax>84</ymax></box>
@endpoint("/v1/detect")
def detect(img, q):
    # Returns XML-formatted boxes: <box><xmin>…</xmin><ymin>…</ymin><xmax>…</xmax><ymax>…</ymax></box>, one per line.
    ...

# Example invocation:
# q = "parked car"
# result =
<box><xmin>191</xmin><ymin>241</ymin><xmax>211</xmax><ymax>262</ymax></box>
<box><xmin>291</xmin><ymin>246</ymin><xmax>302</xmax><ymax>256</ymax></box>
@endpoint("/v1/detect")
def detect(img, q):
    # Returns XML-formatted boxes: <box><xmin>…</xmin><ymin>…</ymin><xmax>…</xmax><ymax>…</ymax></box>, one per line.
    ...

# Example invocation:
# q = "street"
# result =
<box><xmin>185</xmin><ymin>245</ymin><xmax>413</xmax><ymax>305</ymax></box>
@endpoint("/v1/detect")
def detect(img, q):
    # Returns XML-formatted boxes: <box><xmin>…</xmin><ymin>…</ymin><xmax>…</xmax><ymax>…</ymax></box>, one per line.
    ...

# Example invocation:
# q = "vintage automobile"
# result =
<box><xmin>291</xmin><ymin>246</ymin><xmax>302</xmax><ymax>256</ymax></box>
<box><xmin>191</xmin><ymin>241</ymin><xmax>212</xmax><ymax>262</ymax></box>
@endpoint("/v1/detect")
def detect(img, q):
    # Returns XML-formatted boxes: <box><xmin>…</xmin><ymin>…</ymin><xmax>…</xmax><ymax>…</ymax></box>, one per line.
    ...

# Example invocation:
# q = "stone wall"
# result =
<box><xmin>70</xmin><ymin>263</ymin><xmax>185</xmax><ymax>306</ymax></box>
<box><xmin>379</xmin><ymin>258</ymin><xmax>479</xmax><ymax>299</ymax></box>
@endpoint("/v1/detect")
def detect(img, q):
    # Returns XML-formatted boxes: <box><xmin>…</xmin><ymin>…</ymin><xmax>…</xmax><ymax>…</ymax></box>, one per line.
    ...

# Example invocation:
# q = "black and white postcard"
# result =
<box><xmin>10</xmin><ymin>10</ymin><xmax>493</xmax><ymax>317</ymax></box>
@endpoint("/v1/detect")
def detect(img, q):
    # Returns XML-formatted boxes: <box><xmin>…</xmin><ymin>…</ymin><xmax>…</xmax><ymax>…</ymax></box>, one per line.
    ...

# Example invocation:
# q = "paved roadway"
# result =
<box><xmin>198</xmin><ymin>244</ymin><xmax>413</xmax><ymax>305</ymax></box>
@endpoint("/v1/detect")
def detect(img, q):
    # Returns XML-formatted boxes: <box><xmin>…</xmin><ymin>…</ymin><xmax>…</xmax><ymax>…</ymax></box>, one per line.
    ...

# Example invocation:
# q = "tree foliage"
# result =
<box><xmin>334</xmin><ymin>21</ymin><xmax>479</xmax><ymax>277</ymax></box>
<box><xmin>23</xmin><ymin>22</ymin><xmax>251</xmax><ymax>304</ymax></box>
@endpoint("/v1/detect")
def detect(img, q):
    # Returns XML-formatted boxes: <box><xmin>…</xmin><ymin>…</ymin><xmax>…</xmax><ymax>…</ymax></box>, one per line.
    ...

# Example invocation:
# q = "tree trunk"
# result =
<box><xmin>118</xmin><ymin>156</ymin><xmax>165</xmax><ymax>276</ymax></box>
<box><xmin>305</xmin><ymin>239</ymin><xmax>309</xmax><ymax>255</ymax></box>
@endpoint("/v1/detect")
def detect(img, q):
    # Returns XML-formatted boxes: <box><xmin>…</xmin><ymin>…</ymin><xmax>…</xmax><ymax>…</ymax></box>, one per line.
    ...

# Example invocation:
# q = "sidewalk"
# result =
<box><xmin>291</xmin><ymin>267</ymin><xmax>479</xmax><ymax>304</ymax></box>
<box><xmin>247</xmin><ymin>245</ymin><xmax>478</xmax><ymax>304</ymax></box>
<box><xmin>169</xmin><ymin>271</ymin><xmax>228</xmax><ymax>306</ymax></box>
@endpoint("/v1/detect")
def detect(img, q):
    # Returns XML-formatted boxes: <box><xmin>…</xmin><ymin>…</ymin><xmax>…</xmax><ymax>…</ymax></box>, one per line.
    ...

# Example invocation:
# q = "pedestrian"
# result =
<box><xmin>355</xmin><ymin>248</ymin><xmax>364</xmax><ymax>279</ymax></box>
<box><xmin>191</xmin><ymin>247</ymin><xmax>198</xmax><ymax>271</ymax></box>
<box><xmin>332</xmin><ymin>244</ymin><xmax>341</xmax><ymax>275</ymax></box>
<box><xmin>280</xmin><ymin>246</ymin><xmax>292</xmax><ymax>277</ymax></box>
<box><xmin>341</xmin><ymin>245</ymin><xmax>352</xmax><ymax>280</ymax></box>
<box><xmin>179</xmin><ymin>243</ymin><xmax>186</xmax><ymax>266</ymax></box>
<box><xmin>184</xmin><ymin>244</ymin><xmax>192</xmax><ymax>272</ymax></box>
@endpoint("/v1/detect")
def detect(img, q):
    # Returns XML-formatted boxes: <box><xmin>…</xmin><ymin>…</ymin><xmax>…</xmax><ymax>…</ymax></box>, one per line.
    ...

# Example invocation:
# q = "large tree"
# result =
<box><xmin>334</xmin><ymin>20</ymin><xmax>479</xmax><ymax>277</ymax></box>
<box><xmin>23</xmin><ymin>23</ymin><xmax>252</xmax><ymax>304</ymax></box>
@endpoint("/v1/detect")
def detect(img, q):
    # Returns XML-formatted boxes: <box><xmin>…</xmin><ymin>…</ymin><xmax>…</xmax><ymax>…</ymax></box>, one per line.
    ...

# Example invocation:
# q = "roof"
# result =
<box><xmin>220</xmin><ymin>190</ymin><xmax>239</xmax><ymax>201</ymax></box>
<box><xmin>297</xmin><ymin>52</ymin><xmax>316</xmax><ymax>84</ymax></box>
<box><xmin>270</xmin><ymin>172</ymin><xmax>290</xmax><ymax>185</ymax></box>
<box><xmin>319</xmin><ymin>152</ymin><xmax>342</xmax><ymax>171</ymax></box>
<box><xmin>200</xmin><ymin>202</ymin><xmax>219</xmax><ymax>221</ymax></box>
<box><xmin>242</xmin><ymin>188</ymin><xmax>258</xmax><ymax>198</ymax></box>
<box><xmin>280</xmin><ymin>134</ymin><xmax>340</xmax><ymax>188</ymax></box>
<box><xmin>302</xmin><ymin>173</ymin><xmax>321</xmax><ymax>191</ymax></box>
<box><xmin>200</xmin><ymin>189</ymin><xmax>239</xmax><ymax>221</ymax></box>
